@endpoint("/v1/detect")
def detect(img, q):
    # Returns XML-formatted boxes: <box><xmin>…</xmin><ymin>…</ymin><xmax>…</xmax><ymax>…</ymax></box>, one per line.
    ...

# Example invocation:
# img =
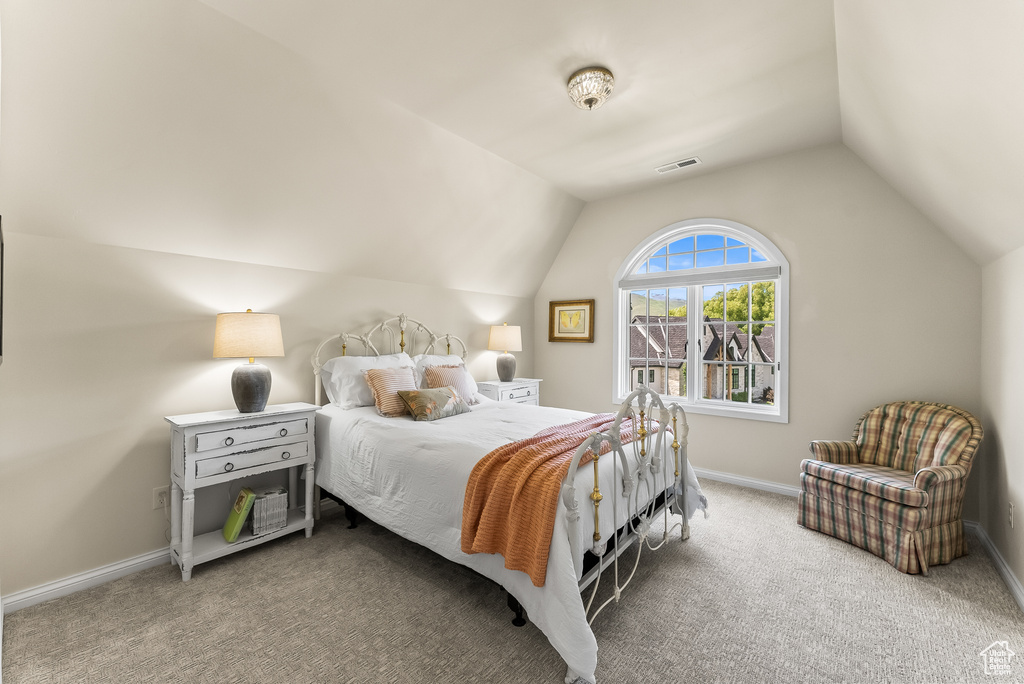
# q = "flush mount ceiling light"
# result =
<box><xmin>567</xmin><ymin>66</ymin><xmax>614</xmax><ymax>110</ymax></box>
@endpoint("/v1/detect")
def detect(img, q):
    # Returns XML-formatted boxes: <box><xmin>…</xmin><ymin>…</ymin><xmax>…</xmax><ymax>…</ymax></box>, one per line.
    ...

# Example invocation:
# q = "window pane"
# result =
<box><xmin>751</xmin><ymin>323</ymin><xmax>775</xmax><ymax>362</ymax></box>
<box><xmin>727</xmin><ymin>364</ymin><xmax>749</xmax><ymax>403</ymax></box>
<box><xmin>668</xmin><ymin>253</ymin><xmax>694</xmax><ymax>270</ymax></box>
<box><xmin>630</xmin><ymin>362</ymin><xmax>649</xmax><ymax>391</ymax></box>
<box><xmin>751</xmin><ymin>249</ymin><xmax>767</xmax><ymax>262</ymax></box>
<box><xmin>696</xmin><ymin>234</ymin><xmax>725</xmax><ymax>250</ymax></box>
<box><xmin>669</xmin><ymin>237</ymin><xmax>694</xmax><ymax>253</ymax></box>
<box><xmin>630</xmin><ymin>290</ymin><xmax>648</xmax><ymax>319</ymax></box>
<box><xmin>667</xmin><ymin>325</ymin><xmax>686</xmax><ymax>359</ymax></box>
<box><xmin>648</xmin><ymin>257</ymin><xmax>667</xmax><ymax>272</ymax></box>
<box><xmin>725</xmin><ymin>282</ymin><xmax>748</xmax><ymax>322</ymax></box>
<box><xmin>667</xmin><ymin>288</ymin><xmax>686</xmax><ymax>321</ymax></box>
<box><xmin>629</xmin><ymin>326</ymin><xmax>648</xmax><ymax>360</ymax></box>
<box><xmin>649</xmin><ymin>289</ymin><xmax>667</xmax><ymax>315</ymax></box>
<box><xmin>668</xmin><ymin>362</ymin><xmax>686</xmax><ymax>397</ymax></box>
<box><xmin>634</xmin><ymin>262</ymin><xmax>648</xmax><ymax>274</ymax></box>
<box><xmin>702</xmin><ymin>363</ymin><xmax>724</xmax><ymax>400</ymax></box>
<box><xmin>751</xmin><ymin>364</ymin><xmax>775</xmax><ymax>405</ymax></box>
<box><xmin>652</xmin><ymin>246</ymin><xmax>667</xmax><ymax>257</ymax></box>
<box><xmin>696</xmin><ymin>250</ymin><xmax>724</xmax><ymax>268</ymax></box>
<box><xmin>702</xmin><ymin>284</ymin><xmax>724</xmax><ymax>323</ymax></box>
<box><xmin>724</xmin><ymin>324</ymin><xmax>747</xmax><ymax>362</ymax></box>
<box><xmin>701</xmin><ymin>314</ymin><xmax>724</xmax><ymax>363</ymax></box>
<box><xmin>751</xmin><ymin>281</ymin><xmax>775</xmax><ymax>322</ymax></box>
<box><xmin>726</xmin><ymin>247</ymin><xmax>749</xmax><ymax>264</ymax></box>
<box><xmin>726</xmin><ymin>237</ymin><xmax>744</xmax><ymax>247</ymax></box>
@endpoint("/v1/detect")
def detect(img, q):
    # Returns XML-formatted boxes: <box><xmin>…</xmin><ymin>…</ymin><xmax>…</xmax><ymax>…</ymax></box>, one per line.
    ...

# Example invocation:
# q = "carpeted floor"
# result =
<box><xmin>3</xmin><ymin>479</ymin><xmax>1022</xmax><ymax>683</ymax></box>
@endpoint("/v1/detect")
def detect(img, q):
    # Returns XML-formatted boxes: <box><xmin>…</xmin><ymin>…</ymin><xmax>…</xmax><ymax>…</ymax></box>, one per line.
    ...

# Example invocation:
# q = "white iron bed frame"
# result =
<box><xmin>310</xmin><ymin>314</ymin><xmax>693</xmax><ymax>673</ymax></box>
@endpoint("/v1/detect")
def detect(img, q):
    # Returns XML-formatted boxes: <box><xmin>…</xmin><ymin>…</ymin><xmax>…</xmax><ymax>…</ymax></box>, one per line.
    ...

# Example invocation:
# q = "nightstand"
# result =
<box><xmin>476</xmin><ymin>378</ymin><xmax>542</xmax><ymax>406</ymax></box>
<box><xmin>165</xmin><ymin>402</ymin><xmax>317</xmax><ymax>581</ymax></box>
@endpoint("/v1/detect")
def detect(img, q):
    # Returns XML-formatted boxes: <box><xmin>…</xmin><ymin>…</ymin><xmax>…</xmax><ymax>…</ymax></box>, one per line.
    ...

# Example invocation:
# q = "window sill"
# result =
<box><xmin>614</xmin><ymin>395</ymin><xmax>788</xmax><ymax>423</ymax></box>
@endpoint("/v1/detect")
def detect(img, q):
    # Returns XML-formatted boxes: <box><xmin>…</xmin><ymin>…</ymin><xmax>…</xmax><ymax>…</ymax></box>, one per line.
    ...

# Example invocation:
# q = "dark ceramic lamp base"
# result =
<box><xmin>496</xmin><ymin>353</ymin><xmax>516</xmax><ymax>383</ymax></box>
<box><xmin>231</xmin><ymin>362</ymin><xmax>272</xmax><ymax>413</ymax></box>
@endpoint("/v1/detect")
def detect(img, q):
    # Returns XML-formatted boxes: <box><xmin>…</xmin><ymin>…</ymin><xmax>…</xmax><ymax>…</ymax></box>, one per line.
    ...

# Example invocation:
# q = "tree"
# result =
<box><xmin>702</xmin><ymin>282</ymin><xmax>775</xmax><ymax>334</ymax></box>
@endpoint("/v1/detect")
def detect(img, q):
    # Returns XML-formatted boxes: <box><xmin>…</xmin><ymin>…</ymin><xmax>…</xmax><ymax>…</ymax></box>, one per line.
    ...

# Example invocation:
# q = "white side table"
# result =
<box><xmin>476</xmin><ymin>378</ymin><xmax>542</xmax><ymax>406</ymax></box>
<box><xmin>165</xmin><ymin>402</ymin><xmax>317</xmax><ymax>581</ymax></box>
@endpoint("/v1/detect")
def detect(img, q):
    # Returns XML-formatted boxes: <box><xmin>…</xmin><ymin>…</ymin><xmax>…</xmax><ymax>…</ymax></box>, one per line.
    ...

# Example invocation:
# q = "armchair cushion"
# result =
<box><xmin>800</xmin><ymin>460</ymin><xmax>927</xmax><ymax>508</ymax></box>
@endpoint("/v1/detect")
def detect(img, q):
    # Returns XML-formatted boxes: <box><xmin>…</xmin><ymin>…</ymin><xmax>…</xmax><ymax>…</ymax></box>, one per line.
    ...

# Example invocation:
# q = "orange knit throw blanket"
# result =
<box><xmin>461</xmin><ymin>413</ymin><xmax>654</xmax><ymax>587</ymax></box>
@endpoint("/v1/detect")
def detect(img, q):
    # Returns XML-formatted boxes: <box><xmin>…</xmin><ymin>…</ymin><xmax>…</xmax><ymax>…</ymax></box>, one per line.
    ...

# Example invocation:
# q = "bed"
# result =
<box><xmin>310</xmin><ymin>314</ymin><xmax>707</xmax><ymax>684</ymax></box>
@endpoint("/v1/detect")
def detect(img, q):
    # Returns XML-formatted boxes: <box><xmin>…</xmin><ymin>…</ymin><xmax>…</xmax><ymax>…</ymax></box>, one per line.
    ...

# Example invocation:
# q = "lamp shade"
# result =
<box><xmin>487</xmin><ymin>324</ymin><xmax>522</xmax><ymax>353</ymax></box>
<box><xmin>213</xmin><ymin>311</ymin><xmax>284</xmax><ymax>359</ymax></box>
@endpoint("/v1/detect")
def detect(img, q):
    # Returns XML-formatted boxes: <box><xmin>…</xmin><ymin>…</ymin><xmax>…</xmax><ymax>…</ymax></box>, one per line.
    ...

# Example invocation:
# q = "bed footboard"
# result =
<box><xmin>560</xmin><ymin>385</ymin><xmax>691</xmax><ymax>623</ymax></box>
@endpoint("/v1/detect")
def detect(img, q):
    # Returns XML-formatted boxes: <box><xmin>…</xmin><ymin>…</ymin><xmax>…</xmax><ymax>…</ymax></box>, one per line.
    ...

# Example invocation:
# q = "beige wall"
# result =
<box><xmin>0</xmin><ymin>0</ymin><xmax>580</xmax><ymax>595</ymax></box>
<box><xmin>980</xmin><ymin>244</ymin><xmax>1024</xmax><ymax>586</ymax></box>
<box><xmin>0</xmin><ymin>232</ymin><xmax>534</xmax><ymax>593</ymax></box>
<box><xmin>535</xmin><ymin>144</ymin><xmax>983</xmax><ymax>502</ymax></box>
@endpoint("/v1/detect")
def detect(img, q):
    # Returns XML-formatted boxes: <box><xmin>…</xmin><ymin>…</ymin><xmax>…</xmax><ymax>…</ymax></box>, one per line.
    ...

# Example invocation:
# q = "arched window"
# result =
<box><xmin>613</xmin><ymin>218</ymin><xmax>789</xmax><ymax>422</ymax></box>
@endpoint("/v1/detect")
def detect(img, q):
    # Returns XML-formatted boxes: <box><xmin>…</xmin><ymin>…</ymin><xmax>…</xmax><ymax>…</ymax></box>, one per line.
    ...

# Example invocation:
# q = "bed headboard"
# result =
<box><xmin>310</xmin><ymin>313</ymin><xmax>469</xmax><ymax>406</ymax></box>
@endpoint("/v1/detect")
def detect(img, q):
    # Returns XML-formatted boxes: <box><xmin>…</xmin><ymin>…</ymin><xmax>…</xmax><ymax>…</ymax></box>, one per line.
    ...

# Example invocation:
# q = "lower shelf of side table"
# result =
<box><xmin>172</xmin><ymin>508</ymin><xmax>311</xmax><ymax>571</ymax></box>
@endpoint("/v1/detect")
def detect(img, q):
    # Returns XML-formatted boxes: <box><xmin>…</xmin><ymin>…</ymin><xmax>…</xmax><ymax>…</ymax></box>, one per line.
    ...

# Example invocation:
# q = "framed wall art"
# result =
<box><xmin>548</xmin><ymin>299</ymin><xmax>594</xmax><ymax>343</ymax></box>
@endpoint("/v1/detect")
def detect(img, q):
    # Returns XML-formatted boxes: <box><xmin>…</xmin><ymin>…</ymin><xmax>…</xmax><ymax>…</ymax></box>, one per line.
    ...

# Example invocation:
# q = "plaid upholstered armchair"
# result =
<box><xmin>798</xmin><ymin>401</ymin><xmax>983</xmax><ymax>575</ymax></box>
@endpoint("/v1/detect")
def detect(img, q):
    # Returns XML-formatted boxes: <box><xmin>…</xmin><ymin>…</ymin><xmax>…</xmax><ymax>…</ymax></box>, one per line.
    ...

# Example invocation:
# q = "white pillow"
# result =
<box><xmin>411</xmin><ymin>354</ymin><xmax>466</xmax><ymax>388</ymax></box>
<box><xmin>320</xmin><ymin>352</ymin><xmax>414</xmax><ymax>408</ymax></box>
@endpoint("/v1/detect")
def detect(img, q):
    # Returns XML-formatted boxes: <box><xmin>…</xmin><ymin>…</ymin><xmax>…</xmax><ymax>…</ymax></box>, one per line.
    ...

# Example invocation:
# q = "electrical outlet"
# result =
<box><xmin>153</xmin><ymin>485</ymin><xmax>170</xmax><ymax>510</ymax></box>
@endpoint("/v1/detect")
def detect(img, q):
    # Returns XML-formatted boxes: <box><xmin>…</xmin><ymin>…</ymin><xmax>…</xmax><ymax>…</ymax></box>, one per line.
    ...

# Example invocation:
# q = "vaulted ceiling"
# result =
<box><xmin>201</xmin><ymin>0</ymin><xmax>1024</xmax><ymax>265</ymax></box>
<box><xmin>3</xmin><ymin>0</ymin><xmax>1021</xmax><ymax>286</ymax></box>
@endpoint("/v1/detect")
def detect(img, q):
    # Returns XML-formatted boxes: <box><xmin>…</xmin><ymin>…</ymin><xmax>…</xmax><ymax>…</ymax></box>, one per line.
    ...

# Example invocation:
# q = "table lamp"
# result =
<box><xmin>487</xmin><ymin>322</ymin><xmax>522</xmax><ymax>383</ymax></box>
<box><xmin>213</xmin><ymin>309</ymin><xmax>285</xmax><ymax>413</ymax></box>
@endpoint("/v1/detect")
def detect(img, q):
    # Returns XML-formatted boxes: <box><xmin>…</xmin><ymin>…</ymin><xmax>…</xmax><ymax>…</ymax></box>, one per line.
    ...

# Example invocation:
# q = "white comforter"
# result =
<box><xmin>315</xmin><ymin>399</ymin><xmax>704</xmax><ymax>683</ymax></box>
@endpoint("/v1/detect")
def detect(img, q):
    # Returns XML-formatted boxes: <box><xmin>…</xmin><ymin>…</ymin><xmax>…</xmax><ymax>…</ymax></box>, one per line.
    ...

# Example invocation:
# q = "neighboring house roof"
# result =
<box><xmin>631</xmin><ymin>315</ymin><xmax>775</xmax><ymax>366</ymax></box>
<box><xmin>629</xmin><ymin>316</ymin><xmax>686</xmax><ymax>368</ymax></box>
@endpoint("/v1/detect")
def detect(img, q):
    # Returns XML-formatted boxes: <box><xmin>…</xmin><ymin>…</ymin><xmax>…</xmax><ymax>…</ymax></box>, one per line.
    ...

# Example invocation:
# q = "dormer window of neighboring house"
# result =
<box><xmin>613</xmin><ymin>218</ymin><xmax>790</xmax><ymax>423</ymax></box>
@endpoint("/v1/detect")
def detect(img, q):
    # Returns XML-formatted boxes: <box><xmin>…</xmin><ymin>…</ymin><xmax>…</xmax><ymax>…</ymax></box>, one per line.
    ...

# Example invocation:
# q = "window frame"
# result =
<box><xmin>613</xmin><ymin>218</ymin><xmax>789</xmax><ymax>423</ymax></box>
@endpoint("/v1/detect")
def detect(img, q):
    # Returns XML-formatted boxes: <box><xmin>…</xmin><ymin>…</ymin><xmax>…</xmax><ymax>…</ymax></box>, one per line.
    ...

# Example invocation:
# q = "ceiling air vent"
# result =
<box><xmin>655</xmin><ymin>157</ymin><xmax>702</xmax><ymax>174</ymax></box>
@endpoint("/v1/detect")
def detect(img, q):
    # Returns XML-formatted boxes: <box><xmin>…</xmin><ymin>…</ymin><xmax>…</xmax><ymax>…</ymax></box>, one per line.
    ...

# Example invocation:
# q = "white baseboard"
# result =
<box><xmin>2</xmin><ymin>548</ymin><xmax>170</xmax><ymax>614</ymax></box>
<box><xmin>965</xmin><ymin>521</ymin><xmax>1024</xmax><ymax>615</ymax></box>
<box><xmin>693</xmin><ymin>466</ymin><xmax>802</xmax><ymax>498</ymax></box>
<box><xmin>2</xmin><ymin>500</ymin><xmax>341</xmax><ymax>616</ymax></box>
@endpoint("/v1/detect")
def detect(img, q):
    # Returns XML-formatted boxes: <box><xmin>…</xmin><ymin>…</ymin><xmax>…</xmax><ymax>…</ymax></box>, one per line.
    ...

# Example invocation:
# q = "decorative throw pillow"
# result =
<box><xmin>363</xmin><ymin>366</ymin><xmax>417</xmax><ymax>417</ymax></box>
<box><xmin>424</xmin><ymin>364</ymin><xmax>480</xmax><ymax>404</ymax></box>
<box><xmin>397</xmin><ymin>386</ymin><xmax>471</xmax><ymax>422</ymax></box>
<box><xmin>411</xmin><ymin>353</ymin><xmax>466</xmax><ymax>388</ymax></box>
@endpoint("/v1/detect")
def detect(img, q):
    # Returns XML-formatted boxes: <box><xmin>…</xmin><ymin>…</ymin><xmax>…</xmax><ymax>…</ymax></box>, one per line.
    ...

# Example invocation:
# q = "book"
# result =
<box><xmin>223</xmin><ymin>487</ymin><xmax>256</xmax><ymax>543</ymax></box>
<box><xmin>250</xmin><ymin>486</ymin><xmax>288</xmax><ymax>536</ymax></box>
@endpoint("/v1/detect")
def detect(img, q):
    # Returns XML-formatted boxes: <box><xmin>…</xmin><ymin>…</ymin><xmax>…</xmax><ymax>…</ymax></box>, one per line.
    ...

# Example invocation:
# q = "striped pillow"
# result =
<box><xmin>363</xmin><ymin>366</ymin><xmax>417</xmax><ymax>417</ymax></box>
<box><xmin>424</xmin><ymin>365</ymin><xmax>479</xmax><ymax>405</ymax></box>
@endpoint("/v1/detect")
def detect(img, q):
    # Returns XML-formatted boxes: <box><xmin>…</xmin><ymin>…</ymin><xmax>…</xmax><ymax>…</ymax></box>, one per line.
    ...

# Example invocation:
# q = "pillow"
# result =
<box><xmin>320</xmin><ymin>352</ymin><xmax>414</xmax><ymax>408</ymax></box>
<box><xmin>398</xmin><ymin>386</ymin><xmax>471</xmax><ymax>422</ymax></box>
<box><xmin>411</xmin><ymin>353</ymin><xmax>466</xmax><ymax>388</ymax></box>
<box><xmin>424</xmin><ymin>364</ymin><xmax>481</xmax><ymax>405</ymax></box>
<box><xmin>363</xmin><ymin>366</ymin><xmax>418</xmax><ymax>417</ymax></box>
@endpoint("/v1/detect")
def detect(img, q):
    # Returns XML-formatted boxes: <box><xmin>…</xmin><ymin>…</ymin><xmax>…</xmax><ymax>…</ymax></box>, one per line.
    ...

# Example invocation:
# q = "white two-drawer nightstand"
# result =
<box><xmin>165</xmin><ymin>402</ymin><xmax>317</xmax><ymax>581</ymax></box>
<box><xmin>476</xmin><ymin>378</ymin><xmax>542</xmax><ymax>406</ymax></box>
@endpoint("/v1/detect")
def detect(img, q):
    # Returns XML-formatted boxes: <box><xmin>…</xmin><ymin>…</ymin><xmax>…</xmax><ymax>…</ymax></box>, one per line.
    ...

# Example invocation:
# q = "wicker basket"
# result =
<box><xmin>250</xmin><ymin>486</ymin><xmax>288</xmax><ymax>536</ymax></box>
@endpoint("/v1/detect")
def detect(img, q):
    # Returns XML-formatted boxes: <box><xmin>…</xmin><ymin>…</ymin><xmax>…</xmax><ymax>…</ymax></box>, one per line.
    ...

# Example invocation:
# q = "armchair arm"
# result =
<box><xmin>808</xmin><ymin>440</ymin><xmax>859</xmax><ymax>464</ymax></box>
<box><xmin>914</xmin><ymin>464</ymin><xmax>969</xmax><ymax>491</ymax></box>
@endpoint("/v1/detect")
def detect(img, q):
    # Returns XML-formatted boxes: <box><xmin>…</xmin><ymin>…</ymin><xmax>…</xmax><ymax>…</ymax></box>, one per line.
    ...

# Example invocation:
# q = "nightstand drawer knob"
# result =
<box><xmin>527</xmin><ymin>391</ymin><xmax>531</xmax><ymax>396</ymax></box>
<box><xmin>223</xmin><ymin>462</ymin><xmax>234</xmax><ymax>472</ymax></box>
<box><xmin>279</xmin><ymin>428</ymin><xmax>288</xmax><ymax>437</ymax></box>
<box><xmin>281</xmin><ymin>451</ymin><xmax>291</xmax><ymax>460</ymax></box>
<box><xmin>224</xmin><ymin>437</ymin><xmax>234</xmax><ymax>447</ymax></box>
